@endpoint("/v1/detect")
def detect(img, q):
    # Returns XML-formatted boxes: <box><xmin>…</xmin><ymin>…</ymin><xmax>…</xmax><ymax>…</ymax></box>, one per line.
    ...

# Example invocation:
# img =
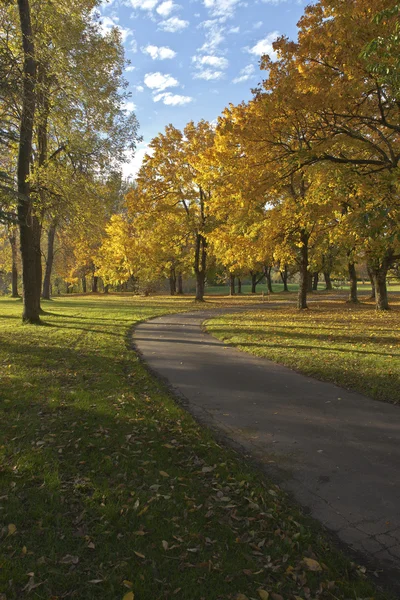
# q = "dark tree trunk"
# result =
<box><xmin>298</xmin><ymin>232</ymin><xmax>309</xmax><ymax>309</ymax></box>
<box><xmin>250</xmin><ymin>272</ymin><xmax>257</xmax><ymax>294</ymax></box>
<box><xmin>280</xmin><ymin>265</ymin><xmax>289</xmax><ymax>292</ymax></box>
<box><xmin>369</xmin><ymin>253</ymin><xmax>393</xmax><ymax>310</ymax></box>
<box><xmin>92</xmin><ymin>276</ymin><xmax>98</xmax><ymax>293</ymax></box>
<box><xmin>229</xmin><ymin>273</ymin><xmax>235</xmax><ymax>296</ymax></box>
<box><xmin>264</xmin><ymin>265</ymin><xmax>273</xmax><ymax>293</ymax></box>
<box><xmin>367</xmin><ymin>265</ymin><xmax>376</xmax><ymax>300</ymax></box>
<box><xmin>82</xmin><ymin>276</ymin><xmax>87</xmax><ymax>293</ymax></box>
<box><xmin>42</xmin><ymin>221</ymin><xmax>56</xmax><ymax>300</ymax></box>
<box><xmin>17</xmin><ymin>0</ymin><xmax>40</xmax><ymax>323</ymax></box>
<box><xmin>237</xmin><ymin>277</ymin><xmax>242</xmax><ymax>294</ymax></box>
<box><xmin>176</xmin><ymin>272</ymin><xmax>183</xmax><ymax>295</ymax></box>
<box><xmin>104</xmin><ymin>284</ymin><xmax>109</xmax><ymax>294</ymax></box>
<box><xmin>169</xmin><ymin>266</ymin><xmax>176</xmax><ymax>295</ymax></box>
<box><xmin>8</xmin><ymin>230</ymin><xmax>19</xmax><ymax>297</ymax></box>
<box><xmin>348</xmin><ymin>261</ymin><xmax>358</xmax><ymax>303</ymax></box>
<box><xmin>194</xmin><ymin>233</ymin><xmax>207</xmax><ymax>301</ymax></box>
<box><xmin>312</xmin><ymin>271</ymin><xmax>319</xmax><ymax>291</ymax></box>
<box><xmin>324</xmin><ymin>271</ymin><xmax>333</xmax><ymax>291</ymax></box>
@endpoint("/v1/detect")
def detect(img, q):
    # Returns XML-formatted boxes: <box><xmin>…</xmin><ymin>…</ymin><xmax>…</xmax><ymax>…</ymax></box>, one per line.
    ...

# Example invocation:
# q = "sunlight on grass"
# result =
<box><xmin>0</xmin><ymin>295</ymin><xmax>392</xmax><ymax>599</ymax></box>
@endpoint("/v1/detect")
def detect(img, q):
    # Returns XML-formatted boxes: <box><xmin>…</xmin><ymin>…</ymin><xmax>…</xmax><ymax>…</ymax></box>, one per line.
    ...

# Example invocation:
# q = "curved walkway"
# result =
<box><xmin>133</xmin><ymin>306</ymin><xmax>400</xmax><ymax>585</ymax></box>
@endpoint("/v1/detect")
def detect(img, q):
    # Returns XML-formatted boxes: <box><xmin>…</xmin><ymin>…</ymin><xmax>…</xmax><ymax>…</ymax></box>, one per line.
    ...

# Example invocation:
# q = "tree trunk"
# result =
<box><xmin>82</xmin><ymin>276</ymin><xmax>87</xmax><ymax>293</ymax></box>
<box><xmin>104</xmin><ymin>284</ymin><xmax>109</xmax><ymax>294</ymax></box>
<box><xmin>194</xmin><ymin>233</ymin><xmax>207</xmax><ymax>301</ymax></box>
<box><xmin>17</xmin><ymin>0</ymin><xmax>40</xmax><ymax>323</ymax></box>
<box><xmin>237</xmin><ymin>277</ymin><xmax>242</xmax><ymax>294</ymax></box>
<box><xmin>92</xmin><ymin>276</ymin><xmax>98</xmax><ymax>293</ymax></box>
<box><xmin>176</xmin><ymin>272</ymin><xmax>183</xmax><ymax>295</ymax></box>
<box><xmin>280</xmin><ymin>265</ymin><xmax>289</xmax><ymax>292</ymax></box>
<box><xmin>367</xmin><ymin>265</ymin><xmax>376</xmax><ymax>300</ymax></box>
<box><xmin>348</xmin><ymin>261</ymin><xmax>358</xmax><ymax>303</ymax></box>
<box><xmin>369</xmin><ymin>254</ymin><xmax>392</xmax><ymax>310</ymax></box>
<box><xmin>229</xmin><ymin>273</ymin><xmax>235</xmax><ymax>296</ymax></box>
<box><xmin>169</xmin><ymin>266</ymin><xmax>176</xmax><ymax>295</ymax></box>
<box><xmin>8</xmin><ymin>230</ymin><xmax>19</xmax><ymax>297</ymax></box>
<box><xmin>298</xmin><ymin>232</ymin><xmax>309</xmax><ymax>309</ymax></box>
<box><xmin>312</xmin><ymin>271</ymin><xmax>319</xmax><ymax>291</ymax></box>
<box><xmin>250</xmin><ymin>272</ymin><xmax>257</xmax><ymax>294</ymax></box>
<box><xmin>264</xmin><ymin>265</ymin><xmax>273</xmax><ymax>293</ymax></box>
<box><xmin>42</xmin><ymin>221</ymin><xmax>56</xmax><ymax>299</ymax></box>
<box><xmin>324</xmin><ymin>271</ymin><xmax>333</xmax><ymax>291</ymax></box>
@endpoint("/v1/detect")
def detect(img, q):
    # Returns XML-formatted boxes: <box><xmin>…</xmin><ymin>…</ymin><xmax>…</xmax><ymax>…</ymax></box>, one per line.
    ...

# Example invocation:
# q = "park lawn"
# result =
<box><xmin>0</xmin><ymin>295</ymin><xmax>391</xmax><ymax>600</ymax></box>
<box><xmin>206</xmin><ymin>298</ymin><xmax>400</xmax><ymax>405</ymax></box>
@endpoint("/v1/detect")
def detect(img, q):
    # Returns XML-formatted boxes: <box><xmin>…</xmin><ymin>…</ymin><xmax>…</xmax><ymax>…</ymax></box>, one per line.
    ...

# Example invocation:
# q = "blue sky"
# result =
<box><xmin>99</xmin><ymin>0</ymin><xmax>307</xmax><ymax>178</ymax></box>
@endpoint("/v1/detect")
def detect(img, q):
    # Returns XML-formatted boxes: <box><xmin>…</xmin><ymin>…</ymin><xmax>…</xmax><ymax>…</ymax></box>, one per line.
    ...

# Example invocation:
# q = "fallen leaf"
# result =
<box><xmin>133</xmin><ymin>551</ymin><xmax>145</xmax><ymax>559</ymax></box>
<box><xmin>258</xmin><ymin>590</ymin><xmax>269</xmax><ymax>600</ymax></box>
<box><xmin>303</xmin><ymin>557</ymin><xmax>322</xmax><ymax>571</ymax></box>
<box><xmin>123</xmin><ymin>593</ymin><xmax>134</xmax><ymax>600</ymax></box>
<box><xmin>60</xmin><ymin>555</ymin><xmax>79</xmax><ymax>565</ymax></box>
<box><xmin>162</xmin><ymin>540</ymin><xmax>169</xmax><ymax>550</ymax></box>
<box><xmin>159</xmin><ymin>471</ymin><xmax>169</xmax><ymax>478</ymax></box>
<box><xmin>8</xmin><ymin>523</ymin><xmax>17</xmax><ymax>535</ymax></box>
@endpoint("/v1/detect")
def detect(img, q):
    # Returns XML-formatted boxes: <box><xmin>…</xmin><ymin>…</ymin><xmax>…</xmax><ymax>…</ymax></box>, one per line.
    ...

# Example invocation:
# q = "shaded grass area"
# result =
<box><xmin>206</xmin><ymin>299</ymin><xmax>400</xmax><ymax>405</ymax></box>
<box><xmin>204</xmin><ymin>282</ymin><xmax>400</xmax><ymax>296</ymax></box>
<box><xmin>0</xmin><ymin>295</ymin><xmax>392</xmax><ymax>599</ymax></box>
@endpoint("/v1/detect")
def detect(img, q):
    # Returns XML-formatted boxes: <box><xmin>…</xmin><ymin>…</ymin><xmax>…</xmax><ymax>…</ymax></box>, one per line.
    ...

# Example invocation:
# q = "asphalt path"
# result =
<box><xmin>133</xmin><ymin>305</ymin><xmax>400</xmax><ymax>586</ymax></box>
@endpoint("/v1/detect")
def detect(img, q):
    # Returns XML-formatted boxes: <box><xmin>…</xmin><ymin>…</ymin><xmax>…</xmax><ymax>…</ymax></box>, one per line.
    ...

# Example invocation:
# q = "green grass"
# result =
<box><xmin>206</xmin><ymin>298</ymin><xmax>400</xmax><ymax>405</ymax></box>
<box><xmin>204</xmin><ymin>282</ymin><xmax>400</xmax><ymax>296</ymax></box>
<box><xmin>0</xmin><ymin>295</ymin><xmax>392</xmax><ymax>599</ymax></box>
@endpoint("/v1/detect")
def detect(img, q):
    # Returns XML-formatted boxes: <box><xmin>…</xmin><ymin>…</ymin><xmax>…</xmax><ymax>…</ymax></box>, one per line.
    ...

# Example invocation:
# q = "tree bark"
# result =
<box><xmin>194</xmin><ymin>233</ymin><xmax>206</xmax><ymax>301</ymax></box>
<box><xmin>324</xmin><ymin>270</ymin><xmax>333</xmax><ymax>291</ymax></box>
<box><xmin>229</xmin><ymin>273</ymin><xmax>235</xmax><ymax>296</ymax></box>
<box><xmin>369</xmin><ymin>253</ymin><xmax>393</xmax><ymax>310</ymax></box>
<box><xmin>17</xmin><ymin>0</ymin><xmax>40</xmax><ymax>323</ymax></box>
<box><xmin>176</xmin><ymin>272</ymin><xmax>183</xmax><ymax>295</ymax></box>
<box><xmin>92</xmin><ymin>276</ymin><xmax>98</xmax><ymax>293</ymax></box>
<box><xmin>312</xmin><ymin>271</ymin><xmax>319</xmax><ymax>291</ymax></box>
<box><xmin>169</xmin><ymin>266</ymin><xmax>176</xmax><ymax>295</ymax></box>
<box><xmin>348</xmin><ymin>261</ymin><xmax>358</xmax><ymax>303</ymax></box>
<box><xmin>8</xmin><ymin>230</ymin><xmax>19</xmax><ymax>297</ymax></box>
<box><xmin>264</xmin><ymin>265</ymin><xmax>273</xmax><ymax>293</ymax></box>
<box><xmin>367</xmin><ymin>265</ymin><xmax>376</xmax><ymax>300</ymax></box>
<box><xmin>298</xmin><ymin>232</ymin><xmax>309</xmax><ymax>309</ymax></box>
<box><xmin>104</xmin><ymin>284</ymin><xmax>109</xmax><ymax>294</ymax></box>
<box><xmin>237</xmin><ymin>277</ymin><xmax>242</xmax><ymax>294</ymax></box>
<box><xmin>82</xmin><ymin>276</ymin><xmax>87</xmax><ymax>293</ymax></box>
<box><xmin>42</xmin><ymin>221</ymin><xmax>56</xmax><ymax>299</ymax></box>
<box><xmin>280</xmin><ymin>265</ymin><xmax>289</xmax><ymax>292</ymax></box>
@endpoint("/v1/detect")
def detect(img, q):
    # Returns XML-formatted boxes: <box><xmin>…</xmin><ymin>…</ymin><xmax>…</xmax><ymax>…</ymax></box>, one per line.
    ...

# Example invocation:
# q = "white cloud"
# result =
<box><xmin>153</xmin><ymin>92</ymin><xmax>193</xmax><ymax>105</ymax></box>
<box><xmin>253</xmin><ymin>21</ymin><xmax>263</xmax><ymax>29</ymax></box>
<box><xmin>122</xmin><ymin>101</ymin><xmax>137</xmax><ymax>112</ymax></box>
<box><xmin>122</xmin><ymin>142</ymin><xmax>153</xmax><ymax>180</ymax></box>
<box><xmin>156</xmin><ymin>0</ymin><xmax>179</xmax><ymax>16</ymax></box>
<box><xmin>203</xmin><ymin>0</ymin><xmax>241</xmax><ymax>19</ymax></box>
<box><xmin>248</xmin><ymin>31</ymin><xmax>279</xmax><ymax>59</ymax></box>
<box><xmin>158</xmin><ymin>16</ymin><xmax>189</xmax><ymax>32</ymax></box>
<box><xmin>144</xmin><ymin>71</ymin><xmax>179</xmax><ymax>91</ymax></box>
<box><xmin>128</xmin><ymin>0</ymin><xmax>158</xmax><ymax>10</ymax></box>
<box><xmin>142</xmin><ymin>45</ymin><xmax>177</xmax><ymax>60</ymax></box>
<box><xmin>194</xmin><ymin>69</ymin><xmax>223</xmax><ymax>80</ymax></box>
<box><xmin>99</xmin><ymin>15</ymin><xmax>132</xmax><ymax>43</ymax></box>
<box><xmin>228</xmin><ymin>26</ymin><xmax>240</xmax><ymax>33</ymax></box>
<box><xmin>199</xmin><ymin>20</ymin><xmax>225</xmax><ymax>53</ymax></box>
<box><xmin>135</xmin><ymin>85</ymin><xmax>145</xmax><ymax>92</ymax></box>
<box><xmin>126</xmin><ymin>65</ymin><xmax>136</xmax><ymax>72</ymax></box>
<box><xmin>193</xmin><ymin>55</ymin><xmax>228</xmax><ymax>69</ymax></box>
<box><xmin>232</xmin><ymin>63</ymin><xmax>255</xmax><ymax>83</ymax></box>
<box><xmin>130</xmin><ymin>39</ymin><xmax>138</xmax><ymax>53</ymax></box>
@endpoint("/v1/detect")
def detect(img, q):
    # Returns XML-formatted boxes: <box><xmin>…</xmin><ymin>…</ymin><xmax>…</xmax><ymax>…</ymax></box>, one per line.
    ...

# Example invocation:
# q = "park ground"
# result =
<box><xmin>0</xmin><ymin>293</ymin><xmax>396</xmax><ymax>599</ymax></box>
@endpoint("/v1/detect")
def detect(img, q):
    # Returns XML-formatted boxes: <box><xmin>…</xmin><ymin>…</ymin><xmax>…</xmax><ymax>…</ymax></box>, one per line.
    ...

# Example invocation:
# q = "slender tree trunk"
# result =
<box><xmin>250</xmin><ymin>272</ymin><xmax>257</xmax><ymax>294</ymax></box>
<box><xmin>194</xmin><ymin>233</ymin><xmax>206</xmax><ymax>301</ymax></box>
<box><xmin>312</xmin><ymin>271</ymin><xmax>319</xmax><ymax>291</ymax></box>
<box><xmin>264</xmin><ymin>265</ymin><xmax>273</xmax><ymax>293</ymax></box>
<box><xmin>348</xmin><ymin>261</ymin><xmax>358</xmax><ymax>303</ymax></box>
<box><xmin>42</xmin><ymin>221</ymin><xmax>56</xmax><ymax>299</ymax></box>
<box><xmin>280</xmin><ymin>265</ymin><xmax>289</xmax><ymax>292</ymax></box>
<box><xmin>8</xmin><ymin>230</ymin><xmax>19</xmax><ymax>297</ymax></box>
<box><xmin>17</xmin><ymin>0</ymin><xmax>40</xmax><ymax>323</ymax></box>
<box><xmin>298</xmin><ymin>232</ymin><xmax>309</xmax><ymax>309</ymax></box>
<box><xmin>237</xmin><ymin>277</ymin><xmax>242</xmax><ymax>294</ymax></box>
<box><xmin>324</xmin><ymin>271</ymin><xmax>333</xmax><ymax>291</ymax></box>
<box><xmin>169</xmin><ymin>266</ymin><xmax>176</xmax><ymax>295</ymax></box>
<box><xmin>369</xmin><ymin>254</ymin><xmax>393</xmax><ymax>310</ymax></box>
<box><xmin>367</xmin><ymin>265</ymin><xmax>376</xmax><ymax>300</ymax></box>
<box><xmin>104</xmin><ymin>284</ymin><xmax>109</xmax><ymax>294</ymax></box>
<box><xmin>229</xmin><ymin>273</ymin><xmax>235</xmax><ymax>296</ymax></box>
<box><xmin>176</xmin><ymin>272</ymin><xmax>183</xmax><ymax>295</ymax></box>
<box><xmin>92</xmin><ymin>276</ymin><xmax>98</xmax><ymax>293</ymax></box>
<box><xmin>82</xmin><ymin>276</ymin><xmax>87</xmax><ymax>293</ymax></box>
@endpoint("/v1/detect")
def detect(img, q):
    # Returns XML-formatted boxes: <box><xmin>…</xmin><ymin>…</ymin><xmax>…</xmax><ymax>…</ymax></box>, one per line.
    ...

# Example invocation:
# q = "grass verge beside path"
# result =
<box><xmin>206</xmin><ymin>298</ymin><xmax>400</xmax><ymax>405</ymax></box>
<box><xmin>0</xmin><ymin>295</ymin><xmax>391</xmax><ymax>599</ymax></box>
